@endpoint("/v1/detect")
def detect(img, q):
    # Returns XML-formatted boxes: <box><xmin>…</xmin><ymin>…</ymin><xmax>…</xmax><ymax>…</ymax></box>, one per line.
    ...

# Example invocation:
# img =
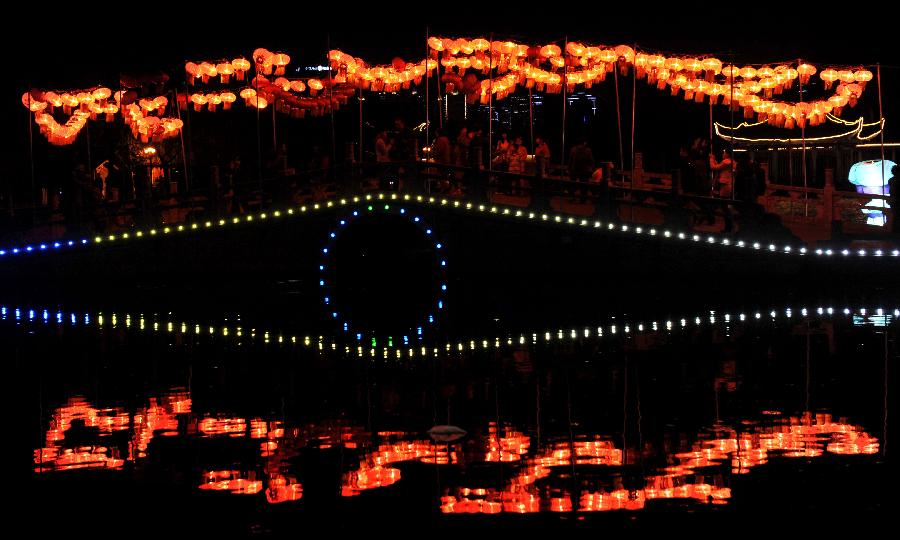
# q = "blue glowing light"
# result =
<box><xmin>414</xmin><ymin>217</ymin><xmax>420</xmax><ymax>222</ymax></box>
<box><xmin>29</xmin><ymin>310</ymin><xmax>35</xmax><ymax>319</ymax></box>
<box><xmin>400</xmin><ymin>209</ymin><xmax>406</xmax><ymax>214</ymax></box>
<box><xmin>43</xmin><ymin>310</ymin><xmax>49</xmax><ymax>320</ymax></box>
<box><xmin>81</xmin><ymin>239</ymin><xmax>88</xmax><ymax>244</ymax></box>
<box><xmin>417</xmin><ymin>327</ymin><xmax>423</xmax><ymax>335</ymax></box>
<box><xmin>428</xmin><ymin>315</ymin><xmax>434</xmax><ymax>323</ymax></box>
<box><xmin>403</xmin><ymin>336</ymin><xmax>409</xmax><ymax>344</ymax></box>
<box><xmin>319</xmin><ymin>280</ymin><xmax>325</xmax><ymax>286</ymax></box>
<box><xmin>438</xmin><ymin>301</ymin><xmax>443</xmax><ymax>309</ymax></box>
<box><xmin>0</xmin><ymin>250</ymin><xmax>5</xmax><ymax>256</ymax></box>
<box><xmin>343</xmin><ymin>323</ymin><xmax>348</xmax><ymax>330</ymax></box>
<box><xmin>70</xmin><ymin>314</ymin><xmax>76</xmax><ymax>324</ymax></box>
<box><xmin>56</xmin><ymin>312</ymin><xmax>62</xmax><ymax>323</ymax></box>
<box><xmin>40</xmin><ymin>244</ymin><xmax>47</xmax><ymax>250</ymax></box>
<box><xmin>849</xmin><ymin>159</ymin><xmax>896</xmax><ymax>226</ymax></box>
<box><xmin>15</xmin><ymin>309</ymin><xmax>21</xmax><ymax>320</ymax></box>
<box><xmin>356</xmin><ymin>333</ymin><xmax>362</xmax><ymax>341</ymax></box>
<box><xmin>26</xmin><ymin>246</ymin><xmax>34</xmax><ymax>252</ymax></box>
<box><xmin>324</xmin><ymin>296</ymin><xmax>330</xmax><ymax>304</ymax></box>
<box><xmin>332</xmin><ymin>312</ymin><xmax>338</xmax><ymax>318</ymax></box>
<box><xmin>436</xmin><ymin>243</ymin><xmax>442</xmax><ymax>249</ymax></box>
<box><xmin>441</xmin><ymin>284</ymin><xmax>447</xmax><ymax>291</ymax></box>
<box><xmin>12</xmin><ymin>248</ymin><xmax>19</xmax><ymax>254</ymax></box>
<box><xmin>330</xmin><ymin>232</ymin><xmax>336</xmax><ymax>238</ymax></box>
<box><xmin>323</xmin><ymin>248</ymin><xmax>328</xmax><ymax>254</ymax></box>
<box><xmin>0</xmin><ymin>307</ymin><xmax>5</xmax><ymax>316</ymax></box>
<box><xmin>440</xmin><ymin>260</ymin><xmax>446</xmax><ymax>266</ymax></box>
<box><xmin>353</xmin><ymin>211</ymin><xmax>358</xmax><ymax>216</ymax></box>
<box><xmin>67</xmin><ymin>241</ymin><xmax>74</xmax><ymax>246</ymax></box>
<box><xmin>84</xmin><ymin>314</ymin><xmax>90</xmax><ymax>324</ymax></box>
<box><xmin>340</xmin><ymin>220</ymin><xmax>346</xmax><ymax>225</ymax></box>
<box><xmin>53</xmin><ymin>242</ymin><xmax>61</xmax><ymax>248</ymax></box>
<box><xmin>319</xmin><ymin>265</ymin><xmax>325</xmax><ymax>271</ymax></box>
<box><xmin>426</xmin><ymin>229</ymin><xmax>432</xmax><ymax>235</ymax></box>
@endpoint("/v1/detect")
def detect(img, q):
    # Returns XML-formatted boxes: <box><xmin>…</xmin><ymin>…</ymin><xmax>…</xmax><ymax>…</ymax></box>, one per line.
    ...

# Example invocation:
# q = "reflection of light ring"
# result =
<box><xmin>319</xmin><ymin>204</ymin><xmax>447</xmax><ymax>343</ymax></box>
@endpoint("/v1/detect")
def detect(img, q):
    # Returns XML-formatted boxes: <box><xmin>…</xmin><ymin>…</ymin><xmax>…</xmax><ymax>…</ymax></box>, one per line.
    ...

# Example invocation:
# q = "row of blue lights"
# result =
<box><xmin>3</xmin><ymin>303</ymin><xmax>895</xmax><ymax>357</ymax></box>
<box><xmin>0</xmin><ymin>239</ymin><xmax>88</xmax><ymax>257</ymax></box>
<box><xmin>2</xmin><ymin>193</ymin><xmax>897</xmax><ymax>263</ymax></box>
<box><xmin>319</xmin><ymin>204</ymin><xmax>447</xmax><ymax>341</ymax></box>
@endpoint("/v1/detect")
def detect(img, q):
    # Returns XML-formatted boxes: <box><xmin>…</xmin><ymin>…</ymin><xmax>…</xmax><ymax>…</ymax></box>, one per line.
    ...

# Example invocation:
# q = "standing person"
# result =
<box><xmin>507</xmin><ymin>136</ymin><xmax>528</xmax><ymax>195</ymax></box>
<box><xmin>494</xmin><ymin>133</ymin><xmax>510</xmax><ymax>171</ymax></box>
<box><xmin>568</xmin><ymin>140</ymin><xmax>595</xmax><ymax>183</ymax></box>
<box><xmin>454</xmin><ymin>128</ymin><xmax>469</xmax><ymax>167</ymax></box>
<box><xmin>889</xmin><ymin>164</ymin><xmax>899</xmax><ymax>234</ymax></box>
<box><xmin>507</xmin><ymin>137</ymin><xmax>527</xmax><ymax>174</ymax></box>
<box><xmin>390</xmin><ymin>118</ymin><xmax>414</xmax><ymax>190</ymax></box>
<box><xmin>534</xmin><ymin>137</ymin><xmax>550</xmax><ymax>178</ymax></box>
<box><xmin>709</xmin><ymin>149</ymin><xmax>735</xmax><ymax>198</ymax></box>
<box><xmin>691</xmin><ymin>138</ymin><xmax>710</xmax><ymax>196</ymax></box>
<box><xmin>373</xmin><ymin>130</ymin><xmax>393</xmax><ymax>191</ymax></box>
<box><xmin>432</xmin><ymin>129</ymin><xmax>451</xmax><ymax>165</ymax></box>
<box><xmin>468</xmin><ymin>129</ymin><xmax>484</xmax><ymax>170</ymax></box>
<box><xmin>375</xmin><ymin>131</ymin><xmax>392</xmax><ymax>163</ymax></box>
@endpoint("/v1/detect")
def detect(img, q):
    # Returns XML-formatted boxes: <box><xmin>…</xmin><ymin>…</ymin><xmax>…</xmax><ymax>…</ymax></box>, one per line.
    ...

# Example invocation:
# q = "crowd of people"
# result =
<box><xmin>6</xmin><ymin>119</ymin><xmax>897</xmax><ymax>244</ymax></box>
<box><xmin>679</xmin><ymin>138</ymin><xmax>766</xmax><ymax>202</ymax></box>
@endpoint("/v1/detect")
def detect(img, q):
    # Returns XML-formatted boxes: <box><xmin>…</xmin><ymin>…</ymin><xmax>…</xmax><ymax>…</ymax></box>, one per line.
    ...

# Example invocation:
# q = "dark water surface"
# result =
<box><xmin>10</xmin><ymin>295</ymin><xmax>894</xmax><ymax>535</ymax></box>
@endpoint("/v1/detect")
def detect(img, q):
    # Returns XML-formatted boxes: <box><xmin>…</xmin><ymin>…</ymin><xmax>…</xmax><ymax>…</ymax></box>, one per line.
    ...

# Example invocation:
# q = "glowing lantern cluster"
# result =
<box><xmin>23</xmin><ymin>87</ymin><xmax>126</xmax><ymax>145</ymax></box>
<box><xmin>252</xmin><ymin>48</ymin><xmax>290</xmax><ymax>75</ymax></box>
<box><xmin>185</xmin><ymin>57</ymin><xmax>253</xmax><ymax>84</ymax></box>
<box><xmin>329</xmin><ymin>50</ymin><xmax>437</xmax><ymax>93</ymax></box>
<box><xmin>27</xmin><ymin>41</ymin><xmax>877</xmax><ymax>140</ymax></box>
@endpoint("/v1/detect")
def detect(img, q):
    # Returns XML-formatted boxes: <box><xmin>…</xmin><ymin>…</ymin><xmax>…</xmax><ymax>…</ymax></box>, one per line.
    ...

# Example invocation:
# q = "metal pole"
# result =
<box><xmin>614</xmin><ymin>66</ymin><xmax>625</xmax><ymax>178</ymax></box>
<box><xmin>174</xmin><ymin>87</ymin><xmax>190</xmax><ymax>193</ymax></box>
<box><xmin>488</xmin><ymin>33</ymin><xmax>493</xmax><ymax>175</ymax></box>
<box><xmin>436</xmin><ymin>52</ymin><xmax>443</xmax><ymax>129</ymax></box>
<box><xmin>528</xmin><ymin>85</ymin><xmax>534</xmax><ymax>155</ymax></box>
<box><xmin>799</xmin><ymin>59</ymin><xmax>808</xmax><ymax>217</ymax></box>
<box><xmin>86</xmin><ymin>116</ymin><xmax>93</xmax><ymax>189</ymax></box>
<box><xmin>27</xmin><ymin>88</ymin><xmax>36</xmax><ymax>224</ymax></box>
<box><xmin>725</xmin><ymin>54</ymin><xmax>735</xmax><ymax>198</ymax></box>
<box><xmin>327</xmin><ymin>34</ymin><xmax>337</xmax><ymax>184</ymax></box>
<box><xmin>358</xmin><ymin>88</ymin><xmax>363</xmax><ymax>163</ymax></box>
<box><xmin>255</xmin><ymin>59</ymin><xmax>263</xmax><ymax>189</ymax></box>
<box><xmin>631</xmin><ymin>46</ymin><xmax>637</xmax><ymax>193</ymax></box>
<box><xmin>877</xmin><ymin>63</ymin><xmax>886</xmax><ymax>211</ymax></box>
<box><xmin>561</xmin><ymin>36</ymin><xmax>568</xmax><ymax>168</ymax></box>
<box><xmin>425</xmin><ymin>26</ymin><xmax>430</xmax><ymax>154</ymax></box>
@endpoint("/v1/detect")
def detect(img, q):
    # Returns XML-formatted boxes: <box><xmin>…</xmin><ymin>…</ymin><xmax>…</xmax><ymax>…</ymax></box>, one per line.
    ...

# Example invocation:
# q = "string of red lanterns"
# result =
<box><xmin>22</xmin><ymin>39</ymin><xmax>875</xmax><ymax>147</ymax></box>
<box><xmin>329</xmin><ymin>36</ymin><xmax>872</xmax><ymax>129</ymax></box>
<box><xmin>23</xmin><ymin>87</ymin><xmax>183</xmax><ymax>146</ymax></box>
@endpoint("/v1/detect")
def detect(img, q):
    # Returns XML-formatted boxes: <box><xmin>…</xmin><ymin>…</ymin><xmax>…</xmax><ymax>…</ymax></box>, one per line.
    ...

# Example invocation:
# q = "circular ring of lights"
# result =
<box><xmin>318</xmin><ymin>203</ymin><xmax>447</xmax><ymax>344</ymax></box>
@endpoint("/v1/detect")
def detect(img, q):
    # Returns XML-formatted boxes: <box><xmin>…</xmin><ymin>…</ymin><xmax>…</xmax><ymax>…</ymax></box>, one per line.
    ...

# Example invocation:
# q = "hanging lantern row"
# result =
<box><xmin>25</xmin><ymin>41</ymin><xmax>877</xmax><ymax>141</ymax></box>
<box><xmin>185</xmin><ymin>48</ymin><xmax>290</xmax><ymax>86</ymax></box>
<box><xmin>327</xmin><ymin>37</ymin><xmax>873</xmax><ymax>128</ymax></box>
<box><xmin>328</xmin><ymin>50</ymin><xmax>437</xmax><ymax>92</ymax></box>
<box><xmin>186</xmin><ymin>58</ymin><xmax>251</xmax><ymax>84</ymax></box>
<box><xmin>22</xmin><ymin>88</ymin><xmax>183</xmax><ymax>145</ymax></box>
<box><xmin>182</xmin><ymin>80</ymin><xmax>355</xmax><ymax>118</ymax></box>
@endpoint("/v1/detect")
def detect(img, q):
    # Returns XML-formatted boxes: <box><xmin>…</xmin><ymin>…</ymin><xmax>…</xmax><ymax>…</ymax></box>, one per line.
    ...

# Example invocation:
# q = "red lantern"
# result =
<box><xmin>232</xmin><ymin>58</ymin><xmax>251</xmax><ymax>81</ymax></box>
<box><xmin>273</xmin><ymin>53</ymin><xmax>291</xmax><ymax>76</ymax></box>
